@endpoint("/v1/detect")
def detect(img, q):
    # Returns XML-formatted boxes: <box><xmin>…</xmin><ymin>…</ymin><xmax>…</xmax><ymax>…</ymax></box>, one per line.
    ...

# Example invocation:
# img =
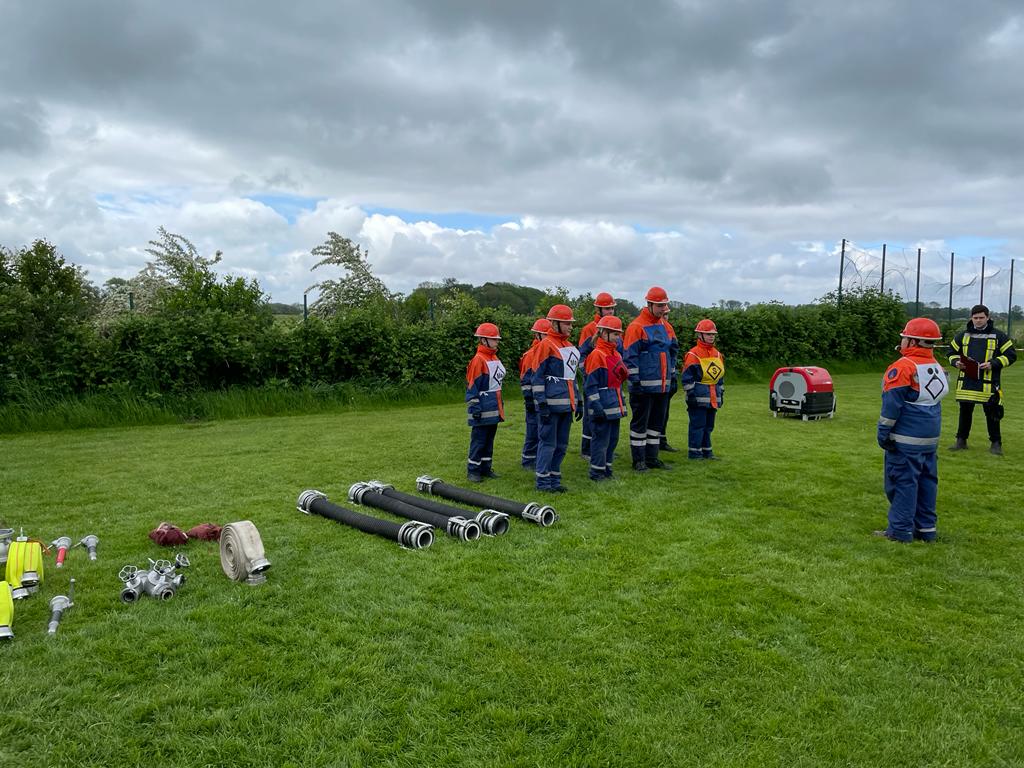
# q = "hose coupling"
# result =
<box><xmin>415</xmin><ymin>475</ymin><xmax>440</xmax><ymax>494</ymax></box>
<box><xmin>522</xmin><ymin>503</ymin><xmax>559</xmax><ymax>527</ymax></box>
<box><xmin>365</xmin><ymin>480</ymin><xmax>394</xmax><ymax>492</ymax></box>
<box><xmin>51</xmin><ymin>536</ymin><xmax>73</xmax><ymax>567</ymax></box>
<box><xmin>297</xmin><ymin>489</ymin><xmax>327</xmax><ymax>513</ymax></box>
<box><xmin>397</xmin><ymin>521</ymin><xmax>435</xmax><ymax>550</ymax></box>
<box><xmin>79</xmin><ymin>534</ymin><xmax>99</xmax><ymax>561</ymax></box>
<box><xmin>473</xmin><ymin>509</ymin><xmax>510</xmax><ymax>537</ymax></box>
<box><xmin>347</xmin><ymin>482</ymin><xmax>372</xmax><ymax>504</ymax></box>
<box><xmin>446</xmin><ymin>516</ymin><xmax>482</xmax><ymax>542</ymax></box>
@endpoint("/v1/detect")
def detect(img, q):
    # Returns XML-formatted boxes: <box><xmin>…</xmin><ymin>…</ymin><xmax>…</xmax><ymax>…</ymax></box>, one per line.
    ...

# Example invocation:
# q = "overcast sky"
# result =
<box><xmin>2</xmin><ymin>1</ymin><xmax>1022</xmax><ymax>308</ymax></box>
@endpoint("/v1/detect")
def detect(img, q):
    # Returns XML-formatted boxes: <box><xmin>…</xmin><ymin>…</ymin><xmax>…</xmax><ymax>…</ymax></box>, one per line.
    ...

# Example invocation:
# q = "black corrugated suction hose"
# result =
<box><xmin>369</xmin><ymin>483</ymin><xmax>510</xmax><ymax>536</ymax></box>
<box><xmin>297</xmin><ymin>490</ymin><xmax>433</xmax><ymax>550</ymax></box>
<box><xmin>415</xmin><ymin>476</ymin><xmax>558</xmax><ymax>527</ymax></box>
<box><xmin>349</xmin><ymin>483</ymin><xmax>481</xmax><ymax>542</ymax></box>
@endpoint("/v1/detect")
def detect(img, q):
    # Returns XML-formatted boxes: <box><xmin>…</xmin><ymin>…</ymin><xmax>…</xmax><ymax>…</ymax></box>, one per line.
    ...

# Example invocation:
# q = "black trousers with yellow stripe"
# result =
<box><xmin>955</xmin><ymin>400</ymin><xmax>1002</xmax><ymax>443</ymax></box>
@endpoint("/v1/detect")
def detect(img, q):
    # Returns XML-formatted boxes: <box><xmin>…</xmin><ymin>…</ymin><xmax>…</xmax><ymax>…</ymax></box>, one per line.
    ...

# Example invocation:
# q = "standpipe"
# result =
<box><xmin>297</xmin><ymin>490</ymin><xmax>433</xmax><ymax>550</ymax></box>
<box><xmin>365</xmin><ymin>481</ymin><xmax>510</xmax><ymax>536</ymax></box>
<box><xmin>349</xmin><ymin>482</ymin><xmax>481</xmax><ymax>542</ymax></box>
<box><xmin>47</xmin><ymin>578</ymin><xmax>75</xmax><ymax>636</ymax></box>
<box><xmin>415</xmin><ymin>475</ymin><xmax>558</xmax><ymax>527</ymax></box>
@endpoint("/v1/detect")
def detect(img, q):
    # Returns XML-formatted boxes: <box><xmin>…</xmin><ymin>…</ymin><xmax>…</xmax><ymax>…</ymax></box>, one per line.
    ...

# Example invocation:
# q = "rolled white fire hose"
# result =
<box><xmin>219</xmin><ymin>521</ymin><xmax>271</xmax><ymax>585</ymax></box>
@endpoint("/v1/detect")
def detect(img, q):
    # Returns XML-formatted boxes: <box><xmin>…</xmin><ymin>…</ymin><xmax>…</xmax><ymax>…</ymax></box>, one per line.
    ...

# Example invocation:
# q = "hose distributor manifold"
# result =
<box><xmin>119</xmin><ymin>554</ymin><xmax>189</xmax><ymax>603</ymax></box>
<box><xmin>220</xmin><ymin>521</ymin><xmax>271</xmax><ymax>585</ymax></box>
<box><xmin>297</xmin><ymin>490</ymin><xmax>433</xmax><ymax>550</ymax></box>
<box><xmin>350</xmin><ymin>482</ymin><xmax>481</xmax><ymax>542</ymax></box>
<box><xmin>416</xmin><ymin>475</ymin><xmax>559</xmax><ymax>527</ymax></box>
<box><xmin>364</xmin><ymin>482</ymin><xmax>510</xmax><ymax>537</ymax></box>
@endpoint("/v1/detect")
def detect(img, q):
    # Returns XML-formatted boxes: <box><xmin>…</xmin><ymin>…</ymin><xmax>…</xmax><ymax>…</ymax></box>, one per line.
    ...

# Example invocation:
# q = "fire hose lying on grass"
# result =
<box><xmin>219</xmin><ymin>521</ymin><xmax>271</xmax><ymax>585</ymax></box>
<box><xmin>349</xmin><ymin>482</ymin><xmax>481</xmax><ymax>542</ymax></box>
<box><xmin>297</xmin><ymin>490</ymin><xmax>434</xmax><ymax>550</ymax></box>
<box><xmin>5</xmin><ymin>534</ymin><xmax>44</xmax><ymax>599</ymax></box>
<box><xmin>360</xmin><ymin>481</ymin><xmax>510</xmax><ymax>537</ymax></box>
<box><xmin>0</xmin><ymin>582</ymin><xmax>13</xmax><ymax>639</ymax></box>
<box><xmin>415</xmin><ymin>475</ymin><xmax>559</xmax><ymax>527</ymax></box>
<box><xmin>119</xmin><ymin>554</ymin><xmax>190</xmax><ymax>603</ymax></box>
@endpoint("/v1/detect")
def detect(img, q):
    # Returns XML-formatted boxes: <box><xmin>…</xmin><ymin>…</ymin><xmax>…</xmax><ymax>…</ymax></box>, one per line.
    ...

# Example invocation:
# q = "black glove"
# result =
<box><xmin>574</xmin><ymin>406</ymin><xmax>583</xmax><ymax>422</ymax></box>
<box><xmin>879</xmin><ymin>438</ymin><xmax>896</xmax><ymax>452</ymax></box>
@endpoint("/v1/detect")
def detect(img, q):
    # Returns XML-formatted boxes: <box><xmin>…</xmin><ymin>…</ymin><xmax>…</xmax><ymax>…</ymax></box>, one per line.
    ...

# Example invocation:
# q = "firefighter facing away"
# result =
<box><xmin>583</xmin><ymin>315</ymin><xmax>629</xmax><ymax>480</ymax></box>
<box><xmin>947</xmin><ymin>304</ymin><xmax>1017</xmax><ymax>455</ymax></box>
<box><xmin>465</xmin><ymin>323</ymin><xmax>505</xmax><ymax>482</ymax></box>
<box><xmin>875</xmin><ymin>318</ymin><xmax>949</xmax><ymax>543</ymax></box>
<box><xmin>577</xmin><ymin>292</ymin><xmax>619</xmax><ymax>459</ymax></box>
<box><xmin>519</xmin><ymin>317</ymin><xmax>552</xmax><ymax>469</ymax></box>
<box><xmin>623</xmin><ymin>286</ymin><xmax>678</xmax><ymax>471</ymax></box>
<box><xmin>531</xmin><ymin>304</ymin><xmax>582</xmax><ymax>493</ymax></box>
<box><xmin>681</xmin><ymin>319</ymin><xmax>725</xmax><ymax>459</ymax></box>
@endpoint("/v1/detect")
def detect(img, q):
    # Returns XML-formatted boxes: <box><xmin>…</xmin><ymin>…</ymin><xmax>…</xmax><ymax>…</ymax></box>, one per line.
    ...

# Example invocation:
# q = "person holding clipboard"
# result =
<box><xmin>947</xmin><ymin>304</ymin><xmax>1017</xmax><ymax>455</ymax></box>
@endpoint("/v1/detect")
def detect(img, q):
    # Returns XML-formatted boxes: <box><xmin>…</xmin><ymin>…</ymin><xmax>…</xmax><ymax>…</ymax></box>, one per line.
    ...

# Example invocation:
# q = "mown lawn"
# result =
<box><xmin>1</xmin><ymin>369</ymin><xmax>1021</xmax><ymax>768</ymax></box>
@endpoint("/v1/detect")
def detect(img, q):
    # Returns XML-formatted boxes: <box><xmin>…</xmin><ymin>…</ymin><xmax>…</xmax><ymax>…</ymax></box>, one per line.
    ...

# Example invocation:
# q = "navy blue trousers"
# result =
<box><xmin>687</xmin><ymin>405</ymin><xmax>717</xmax><ymax>458</ymax></box>
<box><xmin>521</xmin><ymin>401</ymin><xmax>539</xmax><ymax>466</ymax></box>
<box><xmin>883</xmin><ymin>449</ymin><xmax>938</xmax><ymax>542</ymax></box>
<box><xmin>468</xmin><ymin>424</ymin><xmax>497</xmax><ymax>476</ymax></box>
<box><xmin>536</xmin><ymin>412</ymin><xmax>571</xmax><ymax>489</ymax></box>
<box><xmin>589</xmin><ymin>418</ymin><xmax>620</xmax><ymax>479</ymax></box>
<box><xmin>580</xmin><ymin>397</ymin><xmax>592</xmax><ymax>457</ymax></box>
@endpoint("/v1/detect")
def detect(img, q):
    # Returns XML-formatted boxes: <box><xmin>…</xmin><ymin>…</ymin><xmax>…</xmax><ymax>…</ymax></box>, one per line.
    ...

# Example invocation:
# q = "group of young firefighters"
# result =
<box><xmin>465</xmin><ymin>287</ymin><xmax>724</xmax><ymax>493</ymax></box>
<box><xmin>465</xmin><ymin>287</ymin><xmax>1016</xmax><ymax>542</ymax></box>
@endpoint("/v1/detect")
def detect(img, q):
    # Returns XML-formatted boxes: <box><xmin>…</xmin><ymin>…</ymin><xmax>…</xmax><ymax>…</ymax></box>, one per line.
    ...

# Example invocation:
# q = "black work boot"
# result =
<box><xmin>948</xmin><ymin>438</ymin><xmax>967</xmax><ymax>451</ymax></box>
<box><xmin>990</xmin><ymin>441</ymin><xmax>1003</xmax><ymax>456</ymax></box>
<box><xmin>659</xmin><ymin>441</ymin><xmax>680</xmax><ymax>453</ymax></box>
<box><xmin>632</xmin><ymin>460</ymin><xmax>648</xmax><ymax>472</ymax></box>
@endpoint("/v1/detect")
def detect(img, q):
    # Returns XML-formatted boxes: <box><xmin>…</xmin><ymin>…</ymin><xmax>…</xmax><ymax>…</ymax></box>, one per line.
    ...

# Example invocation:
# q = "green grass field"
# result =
<box><xmin>1</xmin><ymin>369</ymin><xmax>1021</xmax><ymax>767</ymax></box>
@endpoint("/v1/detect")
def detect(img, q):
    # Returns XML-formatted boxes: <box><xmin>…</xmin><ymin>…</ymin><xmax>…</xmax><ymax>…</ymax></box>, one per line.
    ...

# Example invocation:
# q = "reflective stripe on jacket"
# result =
<box><xmin>623</xmin><ymin>308</ymin><xmax>678</xmax><ymax>393</ymax></box>
<box><xmin>466</xmin><ymin>344</ymin><xmax>505</xmax><ymax>426</ymax></box>
<box><xmin>531</xmin><ymin>331</ymin><xmax>580</xmax><ymax>413</ymax></box>
<box><xmin>947</xmin><ymin>320</ymin><xmax>1017</xmax><ymax>403</ymax></box>
<box><xmin>681</xmin><ymin>341</ymin><xmax>725</xmax><ymax>409</ymax></box>
<box><xmin>878</xmin><ymin>347</ymin><xmax>948</xmax><ymax>452</ymax></box>
<box><xmin>584</xmin><ymin>338</ymin><xmax>628</xmax><ymax>420</ymax></box>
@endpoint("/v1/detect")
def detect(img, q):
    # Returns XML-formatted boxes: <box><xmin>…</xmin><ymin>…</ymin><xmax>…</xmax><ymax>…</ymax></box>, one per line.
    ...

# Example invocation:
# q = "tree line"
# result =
<box><xmin>1</xmin><ymin>230</ymin><xmax>913</xmax><ymax>406</ymax></box>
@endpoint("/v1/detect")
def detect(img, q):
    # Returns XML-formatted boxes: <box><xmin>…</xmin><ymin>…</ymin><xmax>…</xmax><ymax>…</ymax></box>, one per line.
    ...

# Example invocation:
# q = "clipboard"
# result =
<box><xmin>959</xmin><ymin>355</ymin><xmax>981</xmax><ymax>379</ymax></box>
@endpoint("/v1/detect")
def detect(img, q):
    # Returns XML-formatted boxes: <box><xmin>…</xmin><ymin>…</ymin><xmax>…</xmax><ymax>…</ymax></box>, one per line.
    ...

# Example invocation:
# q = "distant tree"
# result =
<box><xmin>535</xmin><ymin>285</ymin><xmax>571</xmax><ymax>317</ymax></box>
<box><xmin>307</xmin><ymin>232</ymin><xmax>394</xmax><ymax>318</ymax></box>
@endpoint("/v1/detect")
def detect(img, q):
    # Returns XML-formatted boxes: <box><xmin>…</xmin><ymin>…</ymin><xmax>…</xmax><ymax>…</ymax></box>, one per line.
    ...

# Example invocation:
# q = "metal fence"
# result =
<box><xmin>836</xmin><ymin>239</ymin><xmax>1019</xmax><ymax>335</ymax></box>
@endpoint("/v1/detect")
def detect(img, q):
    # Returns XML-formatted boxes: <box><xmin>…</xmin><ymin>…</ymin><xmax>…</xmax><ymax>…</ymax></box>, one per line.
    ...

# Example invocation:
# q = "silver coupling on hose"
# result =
<box><xmin>365</xmin><ymin>480</ymin><xmax>394</xmax><ymax>492</ymax></box>
<box><xmin>348</xmin><ymin>482</ymin><xmax>372</xmax><ymax>504</ymax></box>
<box><xmin>522</xmin><ymin>502</ymin><xmax>559</xmax><ymax>527</ymax></box>
<box><xmin>446</xmin><ymin>516</ymin><xmax>482</xmax><ymax>542</ymax></box>
<box><xmin>397</xmin><ymin>521</ymin><xmax>434</xmax><ymax>550</ymax></box>
<box><xmin>297</xmin><ymin>489</ymin><xmax>327</xmax><ymax>514</ymax></box>
<box><xmin>415</xmin><ymin>475</ymin><xmax>440</xmax><ymax>493</ymax></box>
<box><xmin>474</xmin><ymin>509</ymin><xmax>510</xmax><ymax>536</ymax></box>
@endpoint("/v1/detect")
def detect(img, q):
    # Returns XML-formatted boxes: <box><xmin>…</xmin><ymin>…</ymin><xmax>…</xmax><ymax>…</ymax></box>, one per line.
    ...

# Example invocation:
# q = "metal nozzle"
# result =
<box><xmin>79</xmin><ymin>534</ymin><xmax>99</xmax><ymax>560</ymax></box>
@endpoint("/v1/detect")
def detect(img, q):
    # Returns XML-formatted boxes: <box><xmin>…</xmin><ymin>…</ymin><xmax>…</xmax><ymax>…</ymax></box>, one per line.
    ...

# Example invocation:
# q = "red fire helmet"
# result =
<box><xmin>474</xmin><ymin>322</ymin><xmax>501</xmax><ymax>339</ymax></box>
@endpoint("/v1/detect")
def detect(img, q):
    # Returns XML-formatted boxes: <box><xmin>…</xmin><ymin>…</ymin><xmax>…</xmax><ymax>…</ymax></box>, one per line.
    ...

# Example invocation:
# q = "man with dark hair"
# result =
<box><xmin>948</xmin><ymin>304</ymin><xmax>1017</xmax><ymax>455</ymax></box>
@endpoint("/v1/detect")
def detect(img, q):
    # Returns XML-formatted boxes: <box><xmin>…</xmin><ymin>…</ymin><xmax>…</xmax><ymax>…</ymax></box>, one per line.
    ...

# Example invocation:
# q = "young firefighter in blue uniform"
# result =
<box><xmin>875</xmin><ymin>318</ymin><xmax>949</xmax><ymax>543</ymax></box>
<box><xmin>623</xmin><ymin>286</ymin><xmax>678</xmax><ymax>471</ymax></box>
<box><xmin>519</xmin><ymin>317</ymin><xmax>551</xmax><ymax>469</ymax></box>
<box><xmin>584</xmin><ymin>315</ymin><xmax>628</xmax><ymax>481</ymax></box>
<box><xmin>577</xmin><ymin>292</ymin><xmax>618</xmax><ymax>459</ymax></box>
<box><xmin>465</xmin><ymin>322</ymin><xmax>505</xmax><ymax>483</ymax></box>
<box><xmin>947</xmin><ymin>304</ymin><xmax>1017</xmax><ymax>455</ymax></box>
<box><xmin>680</xmin><ymin>319</ymin><xmax>725</xmax><ymax>459</ymax></box>
<box><xmin>531</xmin><ymin>304</ymin><xmax>581</xmax><ymax>493</ymax></box>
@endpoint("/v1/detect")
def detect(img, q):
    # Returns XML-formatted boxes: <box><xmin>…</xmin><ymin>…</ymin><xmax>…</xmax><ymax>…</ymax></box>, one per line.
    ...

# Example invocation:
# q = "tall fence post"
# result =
<box><xmin>980</xmin><ymin>256</ymin><xmax>986</xmax><ymax>305</ymax></box>
<box><xmin>947</xmin><ymin>252</ymin><xmax>955</xmax><ymax>329</ymax></box>
<box><xmin>128</xmin><ymin>291</ymin><xmax>135</xmax><ymax>312</ymax></box>
<box><xmin>1009</xmin><ymin>258</ymin><xmax>1016</xmax><ymax>337</ymax></box>
<box><xmin>838</xmin><ymin>238</ymin><xmax>846</xmax><ymax>307</ymax></box>
<box><xmin>303</xmin><ymin>293</ymin><xmax>308</xmax><ymax>322</ymax></box>
<box><xmin>915</xmin><ymin>248</ymin><xmax>921</xmax><ymax>315</ymax></box>
<box><xmin>880</xmin><ymin>243</ymin><xmax>887</xmax><ymax>294</ymax></box>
